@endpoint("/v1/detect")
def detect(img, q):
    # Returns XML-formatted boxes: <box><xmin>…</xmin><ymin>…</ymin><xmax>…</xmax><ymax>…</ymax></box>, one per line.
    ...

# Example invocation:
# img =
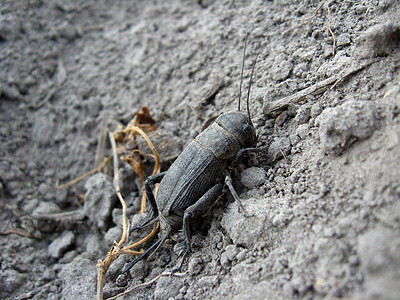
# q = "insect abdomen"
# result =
<box><xmin>157</xmin><ymin>141</ymin><xmax>224</xmax><ymax>215</ymax></box>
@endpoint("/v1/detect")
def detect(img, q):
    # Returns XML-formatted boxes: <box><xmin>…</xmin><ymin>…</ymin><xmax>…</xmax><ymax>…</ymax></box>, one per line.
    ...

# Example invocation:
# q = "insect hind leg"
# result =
<box><xmin>175</xmin><ymin>183</ymin><xmax>223</xmax><ymax>271</ymax></box>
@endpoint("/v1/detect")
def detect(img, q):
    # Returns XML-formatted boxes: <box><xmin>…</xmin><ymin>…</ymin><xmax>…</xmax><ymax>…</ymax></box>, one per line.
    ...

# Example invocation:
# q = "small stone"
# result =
<box><xmin>221</xmin><ymin>199</ymin><xmax>269</xmax><ymax>248</ymax></box>
<box><xmin>22</xmin><ymin>199</ymin><xmax>39</xmax><ymax>213</ymax></box>
<box><xmin>294</xmin><ymin>104</ymin><xmax>311</xmax><ymax>125</ymax></box>
<box><xmin>349</xmin><ymin>255</ymin><xmax>359</xmax><ymax>266</ymax></box>
<box><xmin>297</xmin><ymin>124</ymin><xmax>309</xmax><ymax>139</ymax></box>
<box><xmin>336</xmin><ymin>34</ymin><xmax>352</xmax><ymax>47</ymax></box>
<box><xmin>287</xmin><ymin>103</ymin><xmax>298</xmax><ymax>117</ymax></box>
<box><xmin>32</xmin><ymin>201</ymin><xmax>61</xmax><ymax>216</ymax></box>
<box><xmin>225</xmin><ymin>244</ymin><xmax>239</xmax><ymax>261</ymax></box>
<box><xmin>1</xmin><ymin>84</ymin><xmax>22</xmax><ymax>101</ymax></box>
<box><xmin>104</xmin><ymin>226</ymin><xmax>123</xmax><ymax>245</ymax></box>
<box><xmin>188</xmin><ymin>256</ymin><xmax>203</xmax><ymax>275</ymax></box>
<box><xmin>112</xmin><ymin>208</ymin><xmax>124</xmax><ymax>227</ymax></box>
<box><xmin>86</xmin><ymin>99</ymin><xmax>101</xmax><ymax>117</ymax></box>
<box><xmin>270</xmin><ymin>57</ymin><xmax>293</xmax><ymax>81</ymax></box>
<box><xmin>0</xmin><ymin>270</ymin><xmax>28</xmax><ymax>296</ymax></box>
<box><xmin>323</xmin><ymin>227</ymin><xmax>335</xmax><ymax>237</ymax></box>
<box><xmin>55</xmin><ymin>188</ymin><xmax>69</xmax><ymax>208</ymax></box>
<box><xmin>289</xmin><ymin>133</ymin><xmax>301</xmax><ymax>146</ymax></box>
<box><xmin>310</xmin><ymin>102</ymin><xmax>323</xmax><ymax>118</ymax></box>
<box><xmin>85</xmin><ymin>235</ymin><xmax>103</xmax><ymax>257</ymax></box>
<box><xmin>117</xmin><ymin>163</ymin><xmax>137</xmax><ymax>195</ymax></box>
<box><xmin>220</xmin><ymin>252</ymin><xmax>230</xmax><ymax>267</ymax></box>
<box><xmin>56</xmin><ymin>60</ymin><xmax>67</xmax><ymax>84</ymax></box>
<box><xmin>236</xmin><ymin>249</ymin><xmax>248</xmax><ymax>262</ymax></box>
<box><xmin>272</xmin><ymin>212</ymin><xmax>293</xmax><ymax>227</ymax></box>
<box><xmin>386</xmin><ymin>129</ymin><xmax>399</xmax><ymax>150</ymax></box>
<box><xmin>31</xmin><ymin>112</ymin><xmax>57</xmax><ymax>146</ymax></box>
<box><xmin>241</xmin><ymin>167</ymin><xmax>267</xmax><ymax>189</ymax></box>
<box><xmin>357</xmin><ymin>226</ymin><xmax>400</xmax><ymax>300</ymax></box>
<box><xmin>84</xmin><ymin>173</ymin><xmax>117</xmax><ymax>230</ymax></box>
<box><xmin>115</xmin><ymin>274</ymin><xmax>129</xmax><ymax>287</ymax></box>
<box><xmin>268</xmin><ymin>137</ymin><xmax>291</xmax><ymax>162</ymax></box>
<box><xmin>58</xmin><ymin>22</ymin><xmax>80</xmax><ymax>41</ymax></box>
<box><xmin>275</xmin><ymin>111</ymin><xmax>288</xmax><ymax>126</ymax></box>
<box><xmin>48</xmin><ymin>231</ymin><xmax>75</xmax><ymax>258</ymax></box>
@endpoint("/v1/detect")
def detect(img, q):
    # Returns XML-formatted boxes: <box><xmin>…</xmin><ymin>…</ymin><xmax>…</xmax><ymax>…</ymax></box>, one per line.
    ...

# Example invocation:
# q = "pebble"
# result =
<box><xmin>268</xmin><ymin>137</ymin><xmax>291</xmax><ymax>162</ymax></box>
<box><xmin>84</xmin><ymin>173</ymin><xmax>117</xmax><ymax>230</ymax></box>
<box><xmin>225</xmin><ymin>244</ymin><xmax>239</xmax><ymax>261</ymax></box>
<box><xmin>241</xmin><ymin>167</ymin><xmax>267</xmax><ymax>189</ymax></box>
<box><xmin>270</xmin><ymin>58</ymin><xmax>293</xmax><ymax>81</ymax></box>
<box><xmin>310</xmin><ymin>102</ymin><xmax>323</xmax><ymax>118</ymax></box>
<box><xmin>296</xmin><ymin>124</ymin><xmax>309</xmax><ymax>140</ymax></box>
<box><xmin>48</xmin><ymin>231</ymin><xmax>75</xmax><ymax>258</ymax></box>
<box><xmin>32</xmin><ymin>201</ymin><xmax>61</xmax><ymax>216</ymax></box>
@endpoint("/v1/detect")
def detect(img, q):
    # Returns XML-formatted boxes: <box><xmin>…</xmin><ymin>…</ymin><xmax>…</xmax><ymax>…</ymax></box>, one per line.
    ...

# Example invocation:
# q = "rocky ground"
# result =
<box><xmin>1</xmin><ymin>0</ymin><xmax>399</xmax><ymax>299</ymax></box>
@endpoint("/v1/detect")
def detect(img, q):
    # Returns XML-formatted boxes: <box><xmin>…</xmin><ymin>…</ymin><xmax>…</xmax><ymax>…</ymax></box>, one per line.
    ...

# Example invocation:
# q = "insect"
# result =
<box><xmin>122</xmin><ymin>40</ymin><xmax>260</xmax><ymax>274</ymax></box>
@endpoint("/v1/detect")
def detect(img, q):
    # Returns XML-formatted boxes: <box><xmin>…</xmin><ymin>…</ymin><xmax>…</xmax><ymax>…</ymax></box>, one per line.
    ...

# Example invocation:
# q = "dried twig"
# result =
<box><xmin>57</xmin><ymin>156</ymin><xmax>112</xmax><ymax>189</ymax></box>
<box><xmin>266</xmin><ymin>76</ymin><xmax>337</xmax><ymax>113</ymax></box>
<box><xmin>325</xmin><ymin>2</ymin><xmax>336</xmax><ymax>56</ymax></box>
<box><xmin>96</xmin><ymin>131</ymin><xmax>160</xmax><ymax>300</ymax></box>
<box><xmin>51</xmin><ymin>107</ymin><xmax>162</xmax><ymax>300</ymax></box>
<box><xmin>0</xmin><ymin>227</ymin><xmax>32</xmax><ymax>238</ymax></box>
<box><xmin>15</xmin><ymin>281</ymin><xmax>56</xmax><ymax>300</ymax></box>
<box><xmin>34</xmin><ymin>86</ymin><xmax>57</xmax><ymax>109</ymax></box>
<box><xmin>109</xmin><ymin>130</ymin><xmax>130</xmax><ymax>244</ymax></box>
<box><xmin>106</xmin><ymin>271</ymin><xmax>187</xmax><ymax>300</ymax></box>
<box><xmin>30</xmin><ymin>210</ymin><xmax>86</xmax><ymax>222</ymax></box>
<box><xmin>120</xmin><ymin>124</ymin><xmax>161</xmax><ymax>213</ymax></box>
<box><xmin>95</xmin><ymin>112</ymin><xmax>110</xmax><ymax>167</ymax></box>
<box><xmin>265</xmin><ymin>58</ymin><xmax>380</xmax><ymax>113</ymax></box>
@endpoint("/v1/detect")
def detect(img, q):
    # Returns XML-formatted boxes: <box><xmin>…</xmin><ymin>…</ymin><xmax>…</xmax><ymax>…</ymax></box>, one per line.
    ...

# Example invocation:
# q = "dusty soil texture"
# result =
<box><xmin>1</xmin><ymin>0</ymin><xmax>400</xmax><ymax>299</ymax></box>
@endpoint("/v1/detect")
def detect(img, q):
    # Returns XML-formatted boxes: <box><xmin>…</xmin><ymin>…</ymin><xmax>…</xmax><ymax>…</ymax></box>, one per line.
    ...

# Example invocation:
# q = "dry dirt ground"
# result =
<box><xmin>1</xmin><ymin>0</ymin><xmax>400</xmax><ymax>299</ymax></box>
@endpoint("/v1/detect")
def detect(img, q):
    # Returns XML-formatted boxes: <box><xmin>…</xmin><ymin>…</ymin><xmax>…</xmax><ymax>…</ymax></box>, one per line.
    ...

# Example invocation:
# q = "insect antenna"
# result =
<box><xmin>238</xmin><ymin>37</ymin><xmax>247</xmax><ymax>112</ymax></box>
<box><xmin>246</xmin><ymin>45</ymin><xmax>261</xmax><ymax>125</ymax></box>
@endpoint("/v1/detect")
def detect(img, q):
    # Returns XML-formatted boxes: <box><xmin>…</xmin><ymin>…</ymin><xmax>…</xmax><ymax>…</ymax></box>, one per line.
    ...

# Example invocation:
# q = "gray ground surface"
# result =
<box><xmin>1</xmin><ymin>0</ymin><xmax>400</xmax><ymax>299</ymax></box>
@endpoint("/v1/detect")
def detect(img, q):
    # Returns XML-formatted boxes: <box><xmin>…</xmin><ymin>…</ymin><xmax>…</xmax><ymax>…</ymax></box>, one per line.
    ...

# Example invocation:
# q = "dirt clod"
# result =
<box><xmin>354</xmin><ymin>21</ymin><xmax>400</xmax><ymax>58</ymax></box>
<box><xmin>317</xmin><ymin>100</ymin><xmax>380</xmax><ymax>155</ymax></box>
<box><xmin>48</xmin><ymin>231</ymin><xmax>75</xmax><ymax>258</ymax></box>
<box><xmin>84</xmin><ymin>173</ymin><xmax>116</xmax><ymax>230</ymax></box>
<box><xmin>241</xmin><ymin>167</ymin><xmax>267</xmax><ymax>189</ymax></box>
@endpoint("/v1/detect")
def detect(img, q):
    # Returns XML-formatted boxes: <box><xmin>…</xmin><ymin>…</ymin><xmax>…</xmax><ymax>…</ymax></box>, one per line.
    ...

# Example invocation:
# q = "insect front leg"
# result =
<box><xmin>225</xmin><ymin>173</ymin><xmax>252</xmax><ymax>217</ymax></box>
<box><xmin>132</xmin><ymin>171</ymin><xmax>166</xmax><ymax>230</ymax></box>
<box><xmin>174</xmin><ymin>183</ymin><xmax>223</xmax><ymax>272</ymax></box>
<box><xmin>231</xmin><ymin>147</ymin><xmax>261</xmax><ymax>167</ymax></box>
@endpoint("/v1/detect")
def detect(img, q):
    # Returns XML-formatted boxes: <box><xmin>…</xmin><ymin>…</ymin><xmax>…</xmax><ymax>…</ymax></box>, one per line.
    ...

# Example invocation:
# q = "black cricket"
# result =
<box><xmin>122</xmin><ymin>41</ymin><xmax>260</xmax><ymax>274</ymax></box>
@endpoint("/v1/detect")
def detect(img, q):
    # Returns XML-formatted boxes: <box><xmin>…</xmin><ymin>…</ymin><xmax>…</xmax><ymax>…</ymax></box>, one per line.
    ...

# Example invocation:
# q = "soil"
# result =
<box><xmin>1</xmin><ymin>1</ymin><xmax>400</xmax><ymax>299</ymax></box>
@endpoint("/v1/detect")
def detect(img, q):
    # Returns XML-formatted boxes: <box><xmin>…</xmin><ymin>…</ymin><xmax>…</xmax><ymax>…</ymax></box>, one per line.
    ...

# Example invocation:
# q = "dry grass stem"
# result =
<box><xmin>266</xmin><ymin>58</ymin><xmax>380</xmax><ymax>113</ymax></box>
<box><xmin>97</xmin><ymin>128</ymin><xmax>161</xmax><ymax>300</ymax></box>
<box><xmin>106</xmin><ymin>271</ymin><xmax>187</xmax><ymax>300</ymax></box>
<box><xmin>57</xmin><ymin>155</ymin><xmax>112</xmax><ymax>189</ymax></box>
